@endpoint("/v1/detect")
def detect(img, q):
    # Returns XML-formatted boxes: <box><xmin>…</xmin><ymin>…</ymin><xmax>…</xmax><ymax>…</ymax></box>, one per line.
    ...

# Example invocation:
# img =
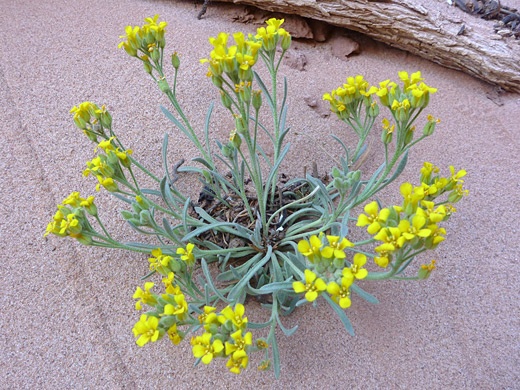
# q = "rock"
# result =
<box><xmin>330</xmin><ymin>32</ymin><xmax>360</xmax><ymax>60</ymax></box>
<box><xmin>307</xmin><ymin>19</ymin><xmax>333</xmax><ymax>42</ymax></box>
<box><xmin>304</xmin><ymin>96</ymin><xmax>317</xmax><ymax>107</ymax></box>
<box><xmin>284</xmin><ymin>50</ymin><xmax>307</xmax><ymax>71</ymax></box>
<box><xmin>282</xmin><ymin>15</ymin><xmax>313</xmax><ymax>39</ymax></box>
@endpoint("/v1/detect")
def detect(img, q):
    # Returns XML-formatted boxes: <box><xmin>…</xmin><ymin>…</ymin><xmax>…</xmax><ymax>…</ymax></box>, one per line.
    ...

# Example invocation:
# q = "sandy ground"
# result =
<box><xmin>1</xmin><ymin>0</ymin><xmax>519</xmax><ymax>389</ymax></box>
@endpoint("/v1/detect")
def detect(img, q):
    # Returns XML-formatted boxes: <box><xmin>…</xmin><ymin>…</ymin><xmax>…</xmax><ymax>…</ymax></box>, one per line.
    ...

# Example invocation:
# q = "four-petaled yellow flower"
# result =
<box><xmin>177</xmin><ymin>243</ymin><xmax>195</xmax><ymax>266</ymax></box>
<box><xmin>327</xmin><ymin>273</ymin><xmax>354</xmax><ymax>308</ymax></box>
<box><xmin>167</xmin><ymin>323</ymin><xmax>182</xmax><ymax>345</ymax></box>
<box><xmin>133</xmin><ymin>282</ymin><xmax>157</xmax><ymax>310</ymax></box>
<box><xmin>132</xmin><ymin>314</ymin><xmax>160</xmax><ymax>347</ymax></box>
<box><xmin>192</xmin><ymin>332</ymin><xmax>224</xmax><ymax>365</ymax></box>
<box><xmin>297</xmin><ymin>235</ymin><xmax>323</xmax><ymax>262</ymax></box>
<box><xmin>343</xmin><ymin>253</ymin><xmax>368</xmax><ymax>280</ymax></box>
<box><xmin>220</xmin><ymin>303</ymin><xmax>248</xmax><ymax>329</ymax></box>
<box><xmin>198</xmin><ymin>306</ymin><xmax>217</xmax><ymax>324</ymax></box>
<box><xmin>322</xmin><ymin>235</ymin><xmax>354</xmax><ymax>259</ymax></box>
<box><xmin>357</xmin><ymin>201</ymin><xmax>390</xmax><ymax>234</ymax></box>
<box><xmin>226</xmin><ymin>350</ymin><xmax>248</xmax><ymax>374</ymax></box>
<box><xmin>293</xmin><ymin>269</ymin><xmax>327</xmax><ymax>302</ymax></box>
<box><xmin>163</xmin><ymin>294</ymin><xmax>188</xmax><ymax>320</ymax></box>
<box><xmin>225</xmin><ymin>329</ymin><xmax>253</xmax><ymax>360</ymax></box>
<box><xmin>398</xmin><ymin>214</ymin><xmax>431</xmax><ymax>241</ymax></box>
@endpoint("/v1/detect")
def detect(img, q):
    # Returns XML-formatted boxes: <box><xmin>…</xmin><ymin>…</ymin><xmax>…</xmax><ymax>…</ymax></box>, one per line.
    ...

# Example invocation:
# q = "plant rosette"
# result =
<box><xmin>45</xmin><ymin>15</ymin><xmax>468</xmax><ymax>378</ymax></box>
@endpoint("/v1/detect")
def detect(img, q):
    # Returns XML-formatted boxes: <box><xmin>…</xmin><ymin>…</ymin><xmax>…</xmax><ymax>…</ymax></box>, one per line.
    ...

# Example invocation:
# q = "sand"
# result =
<box><xmin>1</xmin><ymin>0</ymin><xmax>519</xmax><ymax>388</ymax></box>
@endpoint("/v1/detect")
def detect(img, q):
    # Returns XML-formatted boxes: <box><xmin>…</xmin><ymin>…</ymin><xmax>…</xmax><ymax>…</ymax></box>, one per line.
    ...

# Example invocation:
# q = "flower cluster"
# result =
<box><xmin>83</xmin><ymin>137</ymin><xmax>133</xmax><ymax>193</ymax></box>
<box><xmin>70</xmin><ymin>102</ymin><xmax>112</xmax><ymax>141</ymax></box>
<box><xmin>357</xmin><ymin>163</ymin><xmax>467</xmax><ymax>268</ymax></box>
<box><xmin>119</xmin><ymin>15</ymin><xmax>167</xmax><ymax>58</ymax></box>
<box><xmin>44</xmin><ymin>192</ymin><xmax>96</xmax><ymax>245</ymax></box>
<box><xmin>294</xmin><ymin>234</ymin><xmax>368</xmax><ymax>308</ymax></box>
<box><xmin>132</xmin><ymin>277</ymin><xmax>265</xmax><ymax>375</ymax></box>
<box><xmin>192</xmin><ymin>303</ymin><xmax>265</xmax><ymax>374</ymax></box>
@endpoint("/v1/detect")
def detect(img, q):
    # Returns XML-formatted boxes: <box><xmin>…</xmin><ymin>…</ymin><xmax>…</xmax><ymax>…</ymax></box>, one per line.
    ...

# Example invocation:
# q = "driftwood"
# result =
<box><xmin>212</xmin><ymin>0</ymin><xmax>520</xmax><ymax>92</ymax></box>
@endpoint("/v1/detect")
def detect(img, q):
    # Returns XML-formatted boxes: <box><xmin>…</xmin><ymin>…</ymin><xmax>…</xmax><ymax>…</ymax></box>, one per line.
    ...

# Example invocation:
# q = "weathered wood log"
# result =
<box><xmin>213</xmin><ymin>0</ymin><xmax>520</xmax><ymax>92</ymax></box>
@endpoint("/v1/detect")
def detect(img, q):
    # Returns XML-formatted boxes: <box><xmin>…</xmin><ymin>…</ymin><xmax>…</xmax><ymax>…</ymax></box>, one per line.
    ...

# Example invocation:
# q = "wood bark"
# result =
<box><xmin>213</xmin><ymin>0</ymin><xmax>520</xmax><ymax>92</ymax></box>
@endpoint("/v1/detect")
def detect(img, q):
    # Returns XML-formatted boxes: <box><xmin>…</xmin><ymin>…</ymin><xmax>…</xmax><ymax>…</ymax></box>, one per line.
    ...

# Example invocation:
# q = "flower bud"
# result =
<box><xmin>139</xmin><ymin>210</ymin><xmax>153</xmax><ymax>226</ymax></box>
<box><xmin>222</xmin><ymin>144</ymin><xmax>233</xmax><ymax>158</ymax></box>
<box><xmin>252</xmin><ymin>90</ymin><xmax>262</xmax><ymax>110</ymax></box>
<box><xmin>74</xmin><ymin>234</ymin><xmax>93</xmax><ymax>245</ymax></box>
<box><xmin>168</xmin><ymin>259</ymin><xmax>181</xmax><ymax>273</ymax></box>
<box><xmin>158</xmin><ymin>77</ymin><xmax>170</xmax><ymax>93</ymax></box>
<box><xmin>418</xmin><ymin>260</ymin><xmax>436</xmax><ymax>279</ymax></box>
<box><xmin>381</xmin><ymin>127</ymin><xmax>393</xmax><ymax>145</ymax></box>
<box><xmin>423</xmin><ymin>115</ymin><xmax>440</xmax><ymax>136</ymax></box>
<box><xmin>368</xmin><ymin>101</ymin><xmax>379</xmax><ymax>117</ymax></box>
<box><xmin>219</xmin><ymin>91</ymin><xmax>232</xmax><ymax>109</ymax></box>
<box><xmin>235</xmin><ymin>115</ymin><xmax>246</xmax><ymax>134</ymax></box>
<box><xmin>211</xmin><ymin>75</ymin><xmax>223</xmax><ymax>89</ymax></box>
<box><xmin>281</xmin><ymin>33</ymin><xmax>292</xmax><ymax>51</ymax></box>
<box><xmin>404</xmin><ymin>126</ymin><xmax>415</xmax><ymax>145</ymax></box>
<box><xmin>144</xmin><ymin>62</ymin><xmax>153</xmax><ymax>74</ymax></box>
<box><xmin>171</xmin><ymin>52</ymin><xmax>180</xmax><ymax>69</ymax></box>
<box><xmin>230</xmin><ymin>130</ymin><xmax>241</xmax><ymax>148</ymax></box>
<box><xmin>150</xmin><ymin>47</ymin><xmax>160</xmax><ymax>62</ymax></box>
<box><xmin>351</xmin><ymin>170</ymin><xmax>361</xmax><ymax>182</ymax></box>
<box><xmin>100</xmin><ymin>111</ymin><xmax>112</xmax><ymax>128</ymax></box>
<box><xmin>121</xmin><ymin>210</ymin><xmax>134</xmax><ymax>220</ymax></box>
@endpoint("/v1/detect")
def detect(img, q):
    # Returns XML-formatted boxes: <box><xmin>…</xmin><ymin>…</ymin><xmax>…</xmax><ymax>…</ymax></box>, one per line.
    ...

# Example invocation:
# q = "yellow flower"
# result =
<box><xmin>132</xmin><ymin>314</ymin><xmax>160</xmax><ymax>346</ymax></box>
<box><xmin>293</xmin><ymin>269</ymin><xmax>327</xmax><ymax>302</ymax></box>
<box><xmin>192</xmin><ymin>332</ymin><xmax>224</xmax><ymax>365</ymax></box>
<box><xmin>356</xmin><ymin>201</ymin><xmax>390</xmax><ymax>234</ymax></box>
<box><xmin>226</xmin><ymin>350</ymin><xmax>248</xmax><ymax>374</ymax></box>
<box><xmin>327</xmin><ymin>273</ymin><xmax>354</xmax><ymax>308</ymax></box>
<box><xmin>148</xmin><ymin>248</ymin><xmax>172</xmax><ymax>273</ymax></box>
<box><xmin>95</xmin><ymin>176</ymin><xmax>118</xmax><ymax>192</ymax></box>
<box><xmin>220</xmin><ymin>303</ymin><xmax>248</xmax><ymax>329</ymax></box>
<box><xmin>449</xmin><ymin>166</ymin><xmax>467</xmax><ymax>185</ymax></box>
<box><xmin>425</xmin><ymin>224</ymin><xmax>446</xmax><ymax>249</ymax></box>
<box><xmin>225</xmin><ymin>329</ymin><xmax>253</xmax><ymax>360</ymax></box>
<box><xmin>162</xmin><ymin>272</ymin><xmax>180</xmax><ymax>295</ymax></box>
<box><xmin>400</xmin><ymin>182</ymin><xmax>425</xmax><ymax>211</ymax></box>
<box><xmin>198</xmin><ymin>306</ymin><xmax>217</xmax><ymax>324</ymax></box>
<box><xmin>177</xmin><ymin>243</ymin><xmax>195</xmax><ymax>266</ymax></box>
<box><xmin>163</xmin><ymin>294</ymin><xmax>188</xmax><ymax>320</ymax></box>
<box><xmin>343</xmin><ymin>253</ymin><xmax>368</xmax><ymax>280</ymax></box>
<box><xmin>374</xmin><ymin>227</ymin><xmax>406</xmax><ymax>250</ymax></box>
<box><xmin>321</xmin><ymin>235</ymin><xmax>354</xmax><ymax>259</ymax></box>
<box><xmin>133</xmin><ymin>282</ymin><xmax>157</xmax><ymax>310</ymax></box>
<box><xmin>297</xmin><ymin>235</ymin><xmax>323</xmax><ymax>262</ymax></box>
<box><xmin>374</xmin><ymin>243</ymin><xmax>394</xmax><ymax>268</ymax></box>
<box><xmin>398</xmin><ymin>214</ymin><xmax>431</xmax><ymax>241</ymax></box>
<box><xmin>167</xmin><ymin>323</ymin><xmax>182</xmax><ymax>345</ymax></box>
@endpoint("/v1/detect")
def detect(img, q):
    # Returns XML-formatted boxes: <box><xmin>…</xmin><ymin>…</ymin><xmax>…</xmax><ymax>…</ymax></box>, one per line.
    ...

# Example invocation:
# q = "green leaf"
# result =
<box><xmin>360</xmin><ymin>162</ymin><xmax>386</xmax><ymax>197</ymax></box>
<box><xmin>204</xmin><ymin>102</ymin><xmax>214</xmax><ymax>164</ymax></box>
<box><xmin>160</xmin><ymin>176</ymin><xmax>180</xmax><ymax>214</ymax></box>
<box><xmin>182</xmin><ymin>197</ymin><xmax>191</xmax><ymax>236</ymax></box>
<box><xmin>323</xmin><ymin>294</ymin><xmax>355</xmax><ymax>336</ymax></box>
<box><xmin>263</xmin><ymin>144</ymin><xmax>290</xmax><ymax>206</ymax></box>
<box><xmin>160</xmin><ymin>105</ymin><xmax>194</xmax><ymax>143</ymax></box>
<box><xmin>276</xmin><ymin>313</ymin><xmax>298</xmax><ymax>337</ymax></box>
<box><xmin>270</xmin><ymin>327</ymin><xmax>281</xmax><ymax>379</ymax></box>
<box><xmin>278</xmin><ymin>76</ymin><xmax>288</xmax><ymax>127</ymax></box>
<box><xmin>248</xmin><ymin>320</ymin><xmax>272</xmax><ymax>329</ymax></box>
<box><xmin>162</xmin><ymin>133</ymin><xmax>172</xmax><ymax>184</ymax></box>
<box><xmin>200</xmin><ymin>258</ymin><xmax>232</xmax><ymax>303</ymax></box>
<box><xmin>351</xmin><ymin>283</ymin><xmax>379</xmax><ymax>304</ymax></box>
<box><xmin>191</xmin><ymin>157</ymin><xmax>213</xmax><ymax>169</ymax></box>
<box><xmin>111</xmin><ymin>192</ymin><xmax>132</xmax><ymax>204</ymax></box>
<box><xmin>227</xmin><ymin>246</ymin><xmax>273</xmax><ymax>300</ymax></box>
<box><xmin>378</xmin><ymin>150</ymin><xmax>409</xmax><ymax>191</ymax></box>
<box><xmin>254</xmin><ymin>71</ymin><xmax>275</xmax><ymax>112</ymax></box>
<box><xmin>258</xmin><ymin>281</ymin><xmax>294</xmax><ymax>294</ymax></box>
